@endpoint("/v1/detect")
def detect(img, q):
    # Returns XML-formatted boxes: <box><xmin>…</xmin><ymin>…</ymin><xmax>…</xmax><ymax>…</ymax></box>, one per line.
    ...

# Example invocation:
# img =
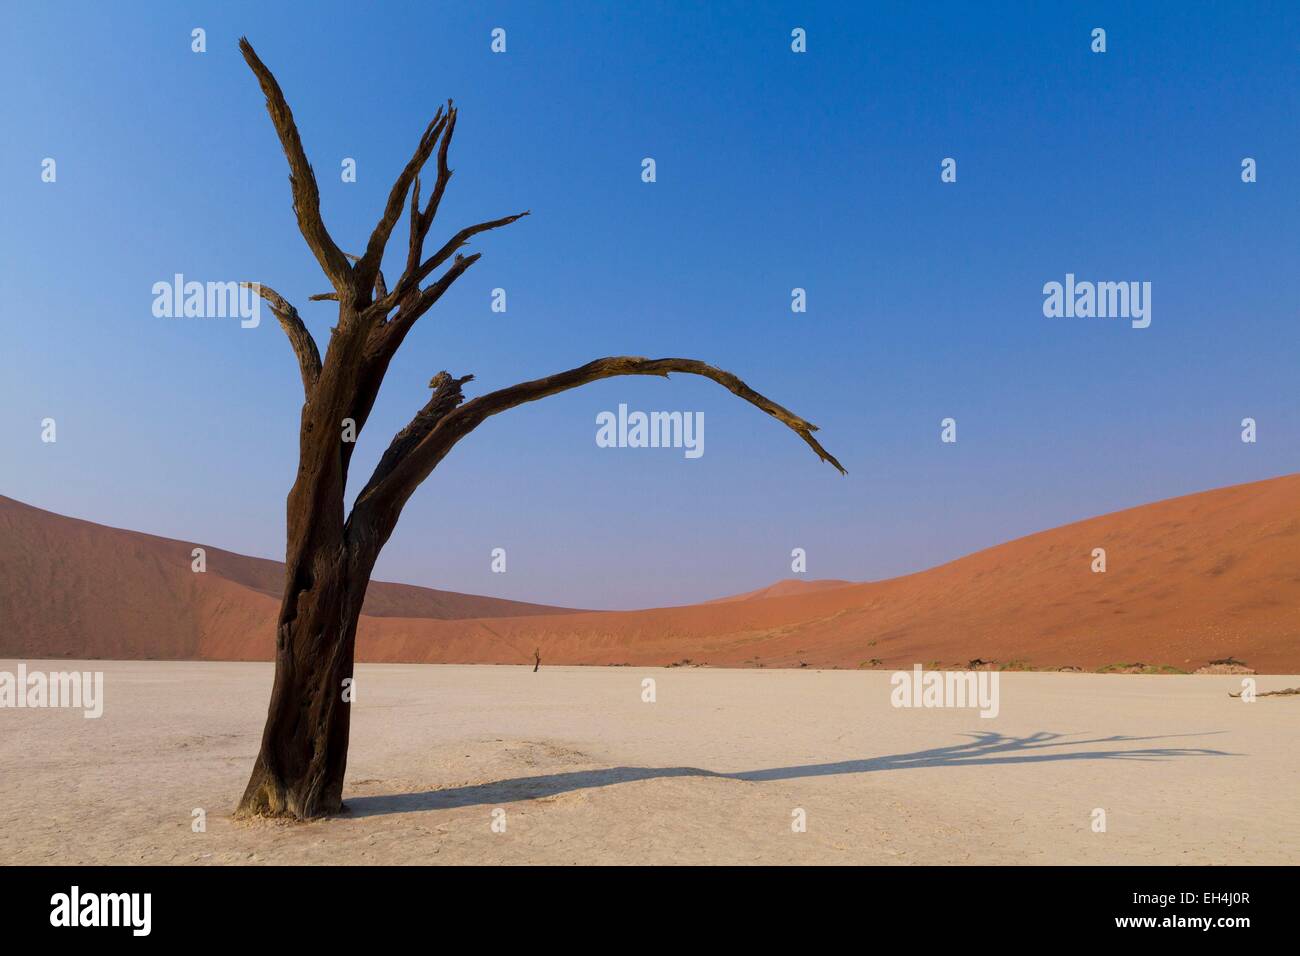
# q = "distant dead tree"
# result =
<box><xmin>232</xmin><ymin>38</ymin><xmax>843</xmax><ymax>820</ymax></box>
<box><xmin>533</xmin><ymin>648</ymin><xmax>541</xmax><ymax>673</ymax></box>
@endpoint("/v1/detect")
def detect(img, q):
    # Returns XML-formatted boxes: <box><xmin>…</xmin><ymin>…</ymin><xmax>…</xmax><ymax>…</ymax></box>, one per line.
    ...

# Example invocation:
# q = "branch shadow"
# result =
<box><xmin>343</xmin><ymin>730</ymin><xmax>1235</xmax><ymax>818</ymax></box>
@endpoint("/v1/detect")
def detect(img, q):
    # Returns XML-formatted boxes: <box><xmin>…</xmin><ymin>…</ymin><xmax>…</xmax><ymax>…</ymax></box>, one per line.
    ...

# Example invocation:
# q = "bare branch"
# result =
<box><xmin>424</xmin><ymin>103</ymin><xmax>457</xmax><ymax>226</ymax></box>
<box><xmin>405</xmin><ymin>103</ymin><xmax>457</xmax><ymax>278</ymax></box>
<box><xmin>354</xmin><ymin>110</ymin><xmax>448</xmax><ymax>295</ymax></box>
<box><xmin>406</xmin><ymin>174</ymin><xmax>424</xmax><ymax>279</ymax></box>
<box><xmin>358</xmin><ymin>356</ymin><xmax>844</xmax><ymax>517</ymax></box>
<box><xmin>375</xmin><ymin>253</ymin><xmax>481</xmax><ymax>357</ymax></box>
<box><xmin>361</xmin><ymin>102</ymin><xmax>521</xmax><ymax>331</ymax></box>
<box><xmin>378</xmin><ymin>211</ymin><xmax>528</xmax><ymax>318</ymax></box>
<box><xmin>241</xmin><ymin>283</ymin><xmax>321</xmax><ymax>394</ymax></box>
<box><xmin>355</xmin><ymin>371</ymin><xmax>475</xmax><ymax>505</ymax></box>
<box><xmin>420</xmin><ymin>211</ymin><xmax>529</xmax><ymax>284</ymax></box>
<box><xmin>238</xmin><ymin>38</ymin><xmax>353</xmax><ymax>293</ymax></box>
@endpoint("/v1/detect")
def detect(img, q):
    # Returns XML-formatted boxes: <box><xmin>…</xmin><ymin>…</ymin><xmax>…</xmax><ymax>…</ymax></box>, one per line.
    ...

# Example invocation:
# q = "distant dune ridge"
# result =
<box><xmin>1</xmin><ymin>474</ymin><xmax>1297</xmax><ymax>672</ymax></box>
<box><xmin>704</xmin><ymin>578</ymin><xmax>854</xmax><ymax>603</ymax></box>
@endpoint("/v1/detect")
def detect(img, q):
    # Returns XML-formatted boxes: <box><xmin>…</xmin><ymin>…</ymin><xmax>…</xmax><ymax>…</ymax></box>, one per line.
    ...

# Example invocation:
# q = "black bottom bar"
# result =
<box><xmin>1</xmin><ymin>865</ymin><xmax>1282</xmax><ymax>942</ymax></box>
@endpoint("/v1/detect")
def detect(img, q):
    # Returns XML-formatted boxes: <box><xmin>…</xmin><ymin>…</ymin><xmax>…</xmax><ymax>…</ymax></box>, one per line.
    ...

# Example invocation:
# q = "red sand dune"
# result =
<box><xmin>2</xmin><ymin>474</ymin><xmax>1297</xmax><ymax>672</ymax></box>
<box><xmin>704</xmin><ymin>578</ymin><xmax>854</xmax><ymax>603</ymax></box>
<box><xmin>0</xmin><ymin>496</ymin><xmax>575</xmax><ymax>661</ymax></box>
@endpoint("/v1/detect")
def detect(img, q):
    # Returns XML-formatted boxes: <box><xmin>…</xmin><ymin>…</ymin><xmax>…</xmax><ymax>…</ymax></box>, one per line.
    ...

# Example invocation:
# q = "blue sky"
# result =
<box><xmin>2</xmin><ymin>2</ymin><xmax>1297</xmax><ymax>608</ymax></box>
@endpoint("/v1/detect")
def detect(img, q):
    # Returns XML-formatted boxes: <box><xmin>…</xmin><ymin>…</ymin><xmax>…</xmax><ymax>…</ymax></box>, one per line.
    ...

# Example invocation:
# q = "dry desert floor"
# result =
<box><xmin>2</xmin><ymin>660</ymin><xmax>1297</xmax><ymax>864</ymax></box>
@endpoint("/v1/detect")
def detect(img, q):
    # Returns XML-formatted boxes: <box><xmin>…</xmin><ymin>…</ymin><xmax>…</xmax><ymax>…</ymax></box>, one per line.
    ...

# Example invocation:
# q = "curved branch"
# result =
<box><xmin>241</xmin><ymin>284</ymin><xmax>322</xmax><ymax>395</ymax></box>
<box><xmin>238</xmin><ymin>38</ymin><xmax>353</xmax><ymax>293</ymax></box>
<box><xmin>359</xmin><ymin>356</ymin><xmax>844</xmax><ymax>519</ymax></box>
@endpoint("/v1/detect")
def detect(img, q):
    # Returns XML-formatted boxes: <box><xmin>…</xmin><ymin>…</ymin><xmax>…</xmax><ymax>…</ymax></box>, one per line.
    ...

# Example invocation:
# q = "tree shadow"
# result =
<box><xmin>343</xmin><ymin>730</ymin><xmax>1235</xmax><ymax>818</ymax></box>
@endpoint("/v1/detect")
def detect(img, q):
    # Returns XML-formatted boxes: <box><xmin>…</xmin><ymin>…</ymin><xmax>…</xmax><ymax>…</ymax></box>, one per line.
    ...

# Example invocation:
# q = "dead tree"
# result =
<box><xmin>232</xmin><ymin>38</ymin><xmax>844</xmax><ymax>820</ymax></box>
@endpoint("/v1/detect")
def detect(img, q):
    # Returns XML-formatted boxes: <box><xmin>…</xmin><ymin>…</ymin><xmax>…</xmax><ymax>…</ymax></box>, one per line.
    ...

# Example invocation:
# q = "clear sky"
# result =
<box><xmin>2</xmin><ymin>2</ymin><xmax>1297</xmax><ymax>609</ymax></box>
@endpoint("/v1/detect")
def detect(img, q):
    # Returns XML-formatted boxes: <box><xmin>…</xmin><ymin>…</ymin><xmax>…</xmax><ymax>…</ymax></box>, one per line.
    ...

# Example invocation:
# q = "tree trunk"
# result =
<box><xmin>236</xmin><ymin>515</ymin><xmax>382</xmax><ymax>819</ymax></box>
